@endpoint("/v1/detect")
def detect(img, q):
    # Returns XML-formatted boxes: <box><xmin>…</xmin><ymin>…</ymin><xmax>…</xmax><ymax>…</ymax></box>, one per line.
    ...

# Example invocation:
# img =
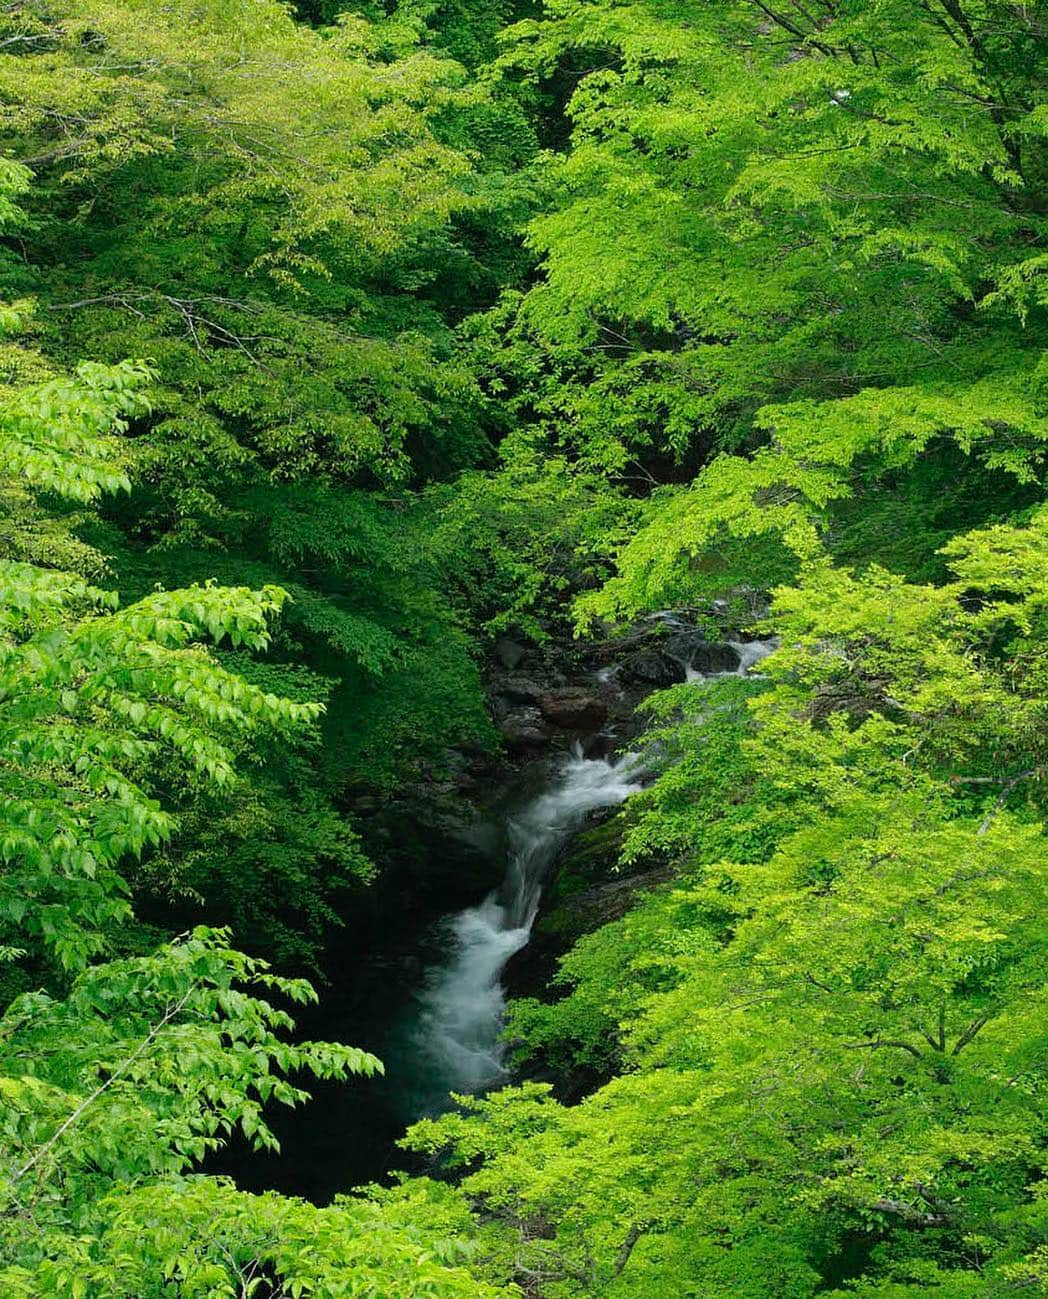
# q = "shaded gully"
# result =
<box><xmin>217</xmin><ymin>632</ymin><xmax>776</xmax><ymax>1202</ymax></box>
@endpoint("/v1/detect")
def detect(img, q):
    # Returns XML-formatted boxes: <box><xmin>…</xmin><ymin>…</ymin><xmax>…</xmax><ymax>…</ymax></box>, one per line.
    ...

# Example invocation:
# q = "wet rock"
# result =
<box><xmin>618</xmin><ymin>635</ymin><xmax>743</xmax><ymax>685</ymax></box>
<box><xmin>619</xmin><ymin>648</ymin><xmax>686</xmax><ymax>687</ymax></box>
<box><xmin>662</xmin><ymin>635</ymin><xmax>741</xmax><ymax>676</ymax></box>
<box><xmin>496</xmin><ymin>675</ymin><xmax>546</xmax><ymax>706</ymax></box>
<box><xmin>498</xmin><ymin>707</ymin><xmax>556</xmax><ymax>752</ymax></box>
<box><xmin>503</xmin><ymin>813</ymin><xmax>669</xmax><ymax>1002</ymax></box>
<box><xmin>538</xmin><ymin>688</ymin><xmax>609</xmax><ymax>731</ymax></box>
<box><xmin>348</xmin><ymin>786</ymin><xmax>504</xmax><ymax>919</ymax></box>
<box><xmin>495</xmin><ymin>637</ymin><xmax>529</xmax><ymax>671</ymax></box>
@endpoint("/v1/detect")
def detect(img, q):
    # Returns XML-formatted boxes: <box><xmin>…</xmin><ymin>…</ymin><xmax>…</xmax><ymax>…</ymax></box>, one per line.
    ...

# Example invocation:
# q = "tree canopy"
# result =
<box><xmin>0</xmin><ymin>0</ymin><xmax>1046</xmax><ymax>1296</ymax></box>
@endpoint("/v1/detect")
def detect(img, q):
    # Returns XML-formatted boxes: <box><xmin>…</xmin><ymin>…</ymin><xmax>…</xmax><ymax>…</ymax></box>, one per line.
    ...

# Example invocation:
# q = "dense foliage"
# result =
<box><xmin>0</xmin><ymin>0</ymin><xmax>530</xmax><ymax>963</ymax></box>
<box><xmin>1</xmin><ymin>0</ymin><xmax>1046</xmax><ymax>1295</ymax></box>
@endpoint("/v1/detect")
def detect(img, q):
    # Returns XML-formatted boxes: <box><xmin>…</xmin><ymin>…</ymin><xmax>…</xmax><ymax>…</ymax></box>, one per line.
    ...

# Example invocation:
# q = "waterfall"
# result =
<box><xmin>405</xmin><ymin>637</ymin><xmax>774</xmax><ymax>1113</ymax></box>
<box><xmin>410</xmin><ymin>747</ymin><xmax>644</xmax><ymax>1106</ymax></box>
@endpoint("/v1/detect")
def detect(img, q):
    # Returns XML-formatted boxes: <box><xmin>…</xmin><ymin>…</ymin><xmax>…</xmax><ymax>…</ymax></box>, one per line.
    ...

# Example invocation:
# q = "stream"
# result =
<box><xmin>219</xmin><ymin>636</ymin><xmax>776</xmax><ymax>1202</ymax></box>
<box><xmin>218</xmin><ymin>746</ymin><xmax>643</xmax><ymax>1201</ymax></box>
<box><xmin>404</xmin><ymin>746</ymin><xmax>644</xmax><ymax>1114</ymax></box>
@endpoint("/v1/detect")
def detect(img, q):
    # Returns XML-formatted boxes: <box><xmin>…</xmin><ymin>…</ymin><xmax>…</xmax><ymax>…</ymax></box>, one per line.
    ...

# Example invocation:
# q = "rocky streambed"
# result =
<box><xmin>214</xmin><ymin>615</ymin><xmax>772</xmax><ymax>1202</ymax></box>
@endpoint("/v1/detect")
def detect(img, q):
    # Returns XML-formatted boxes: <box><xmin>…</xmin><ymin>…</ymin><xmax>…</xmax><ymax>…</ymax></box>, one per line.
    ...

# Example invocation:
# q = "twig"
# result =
<box><xmin>13</xmin><ymin>986</ymin><xmax>195</xmax><ymax>1183</ymax></box>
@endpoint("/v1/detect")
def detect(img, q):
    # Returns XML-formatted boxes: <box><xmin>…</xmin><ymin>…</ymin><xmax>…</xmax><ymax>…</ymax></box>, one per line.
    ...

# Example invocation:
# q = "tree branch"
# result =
<box><xmin>748</xmin><ymin>0</ymin><xmax>839</xmax><ymax>56</ymax></box>
<box><xmin>843</xmin><ymin>1037</ymin><xmax>924</xmax><ymax>1060</ymax></box>
<box><xmin>614</xmin><ymin>1224</ymin><xmax>644</xmax><ymax>1276</ymax></box>
<box><xmin>13</xmin><ymin>986</ymin><xmax>195</xmax><ymax>1183</ymax></box>
<box><xmin>978</xmin><ymin>771</ymin><xmax>1035</xmax><ymax>836</ymax></box>
<box><xmin>951</xmin><ymin>1014</ymin><xmax>990</xmax><ymax>1056</ymax></box>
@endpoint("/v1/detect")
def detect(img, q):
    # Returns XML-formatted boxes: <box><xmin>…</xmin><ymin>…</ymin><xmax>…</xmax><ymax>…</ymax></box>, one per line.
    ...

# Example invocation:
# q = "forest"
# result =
<box><xmin>0</xmin><ymin>0</ymin><xmax>1046</xmax><ymax>1295</ymax></box>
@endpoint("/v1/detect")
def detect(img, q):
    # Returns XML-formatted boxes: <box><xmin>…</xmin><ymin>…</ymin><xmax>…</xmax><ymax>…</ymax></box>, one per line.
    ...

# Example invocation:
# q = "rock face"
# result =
<box><xmin>495</xmin><ymin>637</ymin><xmax>529</xmax><ymax>671</ymax></box>
<box><xmin>538</xmin><ymin>688</ymin><xmax>609</xmax><ymax>730</ymax></box>
<box><xmin>497</xmin><ymin>675</ymin><xmax>546</xmax><ymax>705</ymax></box>
<box><xmin>498</xmin><ymin>707</ymin><xmax>555</xmax><ymax>752</ymax></box>
<box><xmin>502</xmin><ymin>814</ymin><xmax>672</xmax><ymax>1006</ymax></box>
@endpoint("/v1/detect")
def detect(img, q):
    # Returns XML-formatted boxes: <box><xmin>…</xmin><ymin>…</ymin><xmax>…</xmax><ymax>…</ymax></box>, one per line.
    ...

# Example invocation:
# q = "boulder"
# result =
<box><xmin>498</xmin><ymin>707</ymin><xmax>555</xmax><ymax>752</ymax></box>
<box><xmin>496</xmin><ymin>675</ymin><xmax>546</xmax><ymax>705</ymax></box>
<box><xmin>495</xmin><ymin>636</ymin><xmax>529</xmax><ymax>670</ymax></box>
<box><xmin>619</xmin><ymin>636</ymin><xmax>742</xmax><ymax>685</ymax></box>
<box><xmin>538</xmin><ymin>688</ymin><xmax>608</xmax><ymax>731</ymax></box>
<box><xmin>662</xmin><ymin>635</ymin><xmax>741</xmax><ymax>676</ymax></box>
<box><xmin>619</xmin><ymin>648</ymin><xmax>686</xmax><ymax>687</ymax></box>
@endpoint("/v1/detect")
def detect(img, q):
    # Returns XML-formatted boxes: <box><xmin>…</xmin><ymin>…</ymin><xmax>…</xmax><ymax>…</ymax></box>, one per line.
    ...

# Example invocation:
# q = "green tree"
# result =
<box><xmin>0</xmin><ymin>0</ymin><xmax>509</xmax><ymax>805</ymax></box>
<box><xmin>475</xmin><ymin>0</ymin><xmax>1048</xmax><ymax>598</ymax></box>
<box><xmin>410</xmin><ymin>516</ymin><xmax>1048</xmax><ymax>1295</ymax></box>
<box><xmin>0</xmin><ymin>207</ymin><xmax>509</xmax><ymax>1291</ymax></box>
<box><xmin>400</xmin><ymin>5</ymin><xmax>1048</xmax><ymax>1296</ymax></box>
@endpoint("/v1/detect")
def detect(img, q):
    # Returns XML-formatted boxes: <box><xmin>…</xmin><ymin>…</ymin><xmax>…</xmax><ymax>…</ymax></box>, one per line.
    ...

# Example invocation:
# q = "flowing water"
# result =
<box><xmin>402</xmin><ymin>638</ymin><xmax>776</xmax><ymax>1112</ymax></box>
<box><xmin>683</xmin><ymin>637</ymin><xmax>778</xmax><ymax>681</ymax></box>
<box><xmin>216</xmin><ymin>634</ymin><xmax>775</xmax><ymax>1199</ymax></box>
<box><xmin>407</xmin><ymin>747</ymin><xmax>645</xmax><ymax>1109</ymax></box>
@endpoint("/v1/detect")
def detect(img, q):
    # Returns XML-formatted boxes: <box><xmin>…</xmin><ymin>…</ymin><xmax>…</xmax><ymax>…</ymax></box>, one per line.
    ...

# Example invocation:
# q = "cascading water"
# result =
<box><xmin>215</xmin><ymin>632</ymin><xmax>778</xmax><ymax>1199</ymax></box>
<box><xmin>408</xmin><ymin>638</ymin><xmax>777</xmax><ymax>1113</ymax></box>
<box><xmin>683</xmin><ymin>637</ymin><xmax>778</xmax><ymax>681</ymax></box>
<box><xmin>410</xmin><ymin>747</ymin><xmax>644</xmax><ymax>1108</ymax></box>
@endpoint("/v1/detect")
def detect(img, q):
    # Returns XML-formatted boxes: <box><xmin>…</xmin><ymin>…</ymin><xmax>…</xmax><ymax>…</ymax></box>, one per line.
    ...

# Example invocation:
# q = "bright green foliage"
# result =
<box><xmin>0</xmin><ymin>929</ymin><xmax>380</xmax><ymax>1194</ymax></box>
<box><xmin>1</xmin><ymin>572</ymin><xmax>312</xmax><ymax>968</ymax></box>
<box><xmin>4</xmin><ymin>0</ymin><xmax>476</xmax><ymax>476</ymax></box>
<box><xmin>427</xmin><ymin>438</ymin><xmax>635</xmax><ymax>637</ymax></box>
<box><xmin>0</xmin><ymin>929</ymin><xmax>512</xmax><ymax>1298</ymax></box>
<box><xmin>475</xmin><ymin>0</ymin><xmax>1048</xmax><ymax>613</ymax></box>
<box><xmin>399</xmin><ymin>8</ymin><xmax>1048</xmax><ymax>1289</ymax></box>
<box><xmin>0</xmin><ymin>0</ymin><xmax>523</xmax><ymax>958</ymax></box>
<box><xmin>0</xmin><ymin>353</ymin><xmax>330</xmax><ymax>971</ymax></box>
<box><xmin>0</xmin><ymin>1175</ymin><xmax>516</xmax><ymax>1299</ymax></box>
<box><xmin>581</xmin><ymin>377</ymin><xmax>1048</xmax><ymax>625</ymax></box>
<box><xmin>0</xmin><ymin>291</ymin><xmax>508</xmax><ymax>1296</ymax></box>
<box><xmin>4</xmin><ymin>0</ymin><xmax>1048</xmax><ymax>1295</ymax></box>
<box><xmin>0</xmin><ymin>0</ymin><xmax>509</xmax><ymax>796</ymax></box>
<box><xmin>409</xmin><ymin>514</ymin><xmax>1048</xmax><ymax>1294</ymax></box>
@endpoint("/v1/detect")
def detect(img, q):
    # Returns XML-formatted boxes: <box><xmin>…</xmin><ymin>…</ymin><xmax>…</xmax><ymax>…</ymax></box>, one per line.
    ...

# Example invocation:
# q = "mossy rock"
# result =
<box><xmin>546</xmin><ymin>817</ymin><xmax>629</xmax><ymax>904</ymax></box>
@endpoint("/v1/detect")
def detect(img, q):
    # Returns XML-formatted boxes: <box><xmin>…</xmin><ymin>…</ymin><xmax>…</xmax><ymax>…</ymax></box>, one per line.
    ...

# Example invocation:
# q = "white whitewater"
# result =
<box><xmin>407</xmin><ymin>637</ymin><xmax>773</xmax><ymax>1111</ymax></box>
<box><xmin>412</xmin><ymin>747</ymin><xmax>644</xmax><ymax>1102</ymax></box>
<box><xmin>683</xmin><ymin>637</ymin><xmax>778</xmax><ymax>682</ymax></box>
